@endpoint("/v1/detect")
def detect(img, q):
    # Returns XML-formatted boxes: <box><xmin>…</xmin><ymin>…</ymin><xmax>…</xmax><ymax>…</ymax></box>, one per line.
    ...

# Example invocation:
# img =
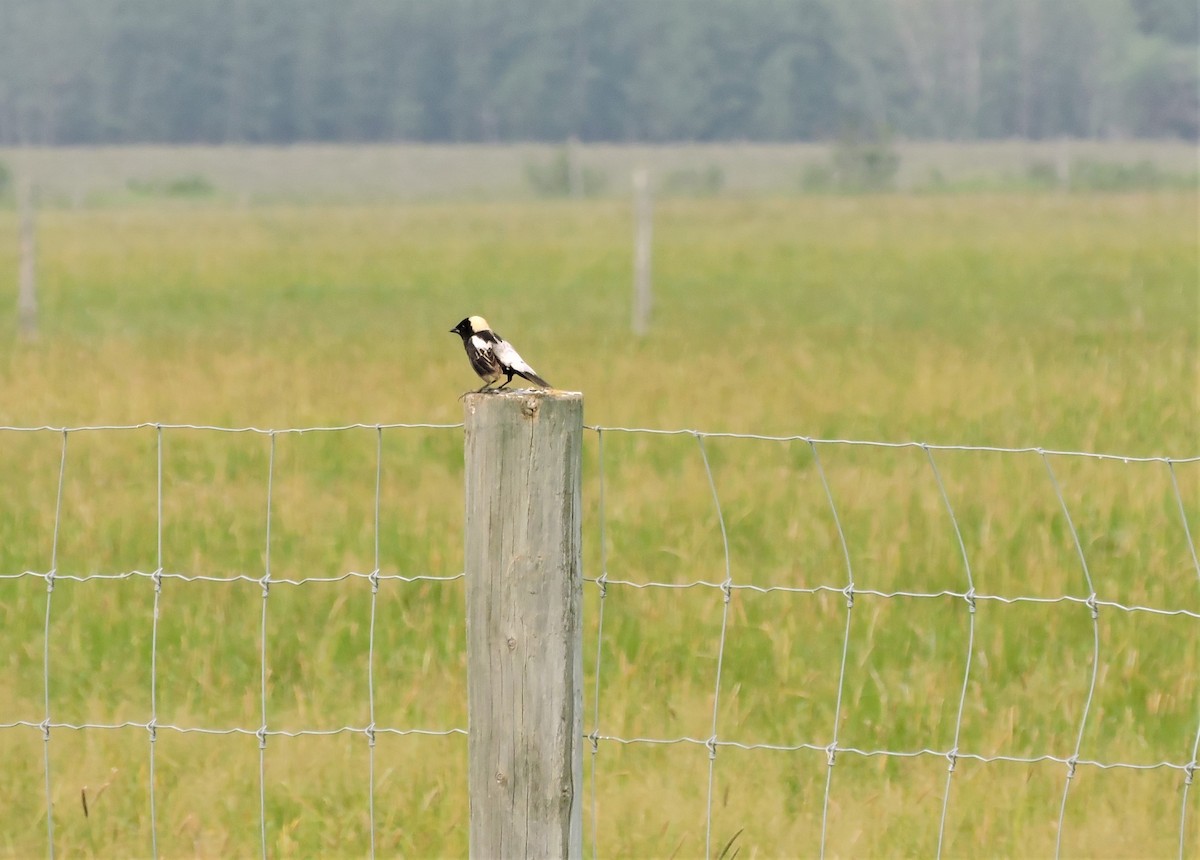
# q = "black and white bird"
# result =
<box><xmin>451</xmin><ymin>316</ymin><xmax>552</xmax><ymax>392</ymax></box>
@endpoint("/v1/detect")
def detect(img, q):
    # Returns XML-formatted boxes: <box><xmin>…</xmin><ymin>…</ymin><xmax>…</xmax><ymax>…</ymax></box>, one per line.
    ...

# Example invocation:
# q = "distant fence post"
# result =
<box><xmin>17</xmin><ymin>179</ymin><xmax>38</xmax><ymax>339</ymax></box>
<box><xmin>632</xmin><ymin>167</ymin><xmax>652</xmax><ymax>336</ymax></box>
<box><xmin>463</xmin><ymin>389</ymin><xmax>584</xmax><ymax>860</ymax></box>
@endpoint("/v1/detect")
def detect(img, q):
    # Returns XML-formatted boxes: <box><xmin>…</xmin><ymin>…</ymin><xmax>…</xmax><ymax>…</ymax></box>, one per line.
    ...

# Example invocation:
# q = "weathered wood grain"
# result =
<box><xmin>464</xmin><ymin>389</ymin><xmax>583</xmax><ymax>860</ymax></box>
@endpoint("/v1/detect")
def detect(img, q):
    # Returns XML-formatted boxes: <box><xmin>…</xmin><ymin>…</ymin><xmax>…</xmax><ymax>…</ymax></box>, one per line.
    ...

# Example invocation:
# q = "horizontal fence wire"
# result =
<box><xmin>0</xmin><ymin>570</ymin><xmax>464</xmax><ymax>585</ymax></box>
<box><xmin>0</xmin><ymin>422</ymin><xmax>467</xmax><ymax>860</ymax></box>
<box><xmin>585</xmin><ymin>424</ymin><xmax>1200</xmax><ymax>860</ymax></box>
<box><xmin>0</xmin><ymin>422</ymin><xmax>1196</xmax><ymax>859</ymax></box>
<box><xmin>0</xmin><ymin>721</ymin><xmax>466</xmax><ymax>739</ymax></box>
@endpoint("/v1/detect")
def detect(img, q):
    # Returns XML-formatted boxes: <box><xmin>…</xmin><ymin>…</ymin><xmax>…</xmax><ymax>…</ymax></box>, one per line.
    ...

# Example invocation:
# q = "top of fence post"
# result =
<box><xmin>463</xmin><ymin>389</ymin><xmax>584</xmax><ymax>860</ymax></box>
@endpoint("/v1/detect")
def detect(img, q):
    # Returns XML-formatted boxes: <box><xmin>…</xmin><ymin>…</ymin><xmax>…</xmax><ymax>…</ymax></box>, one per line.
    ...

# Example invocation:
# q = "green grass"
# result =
<box><xmin>0</xmin><ymin>191</ymin><xmax>1196</xmax><ymax>857</ymax></box>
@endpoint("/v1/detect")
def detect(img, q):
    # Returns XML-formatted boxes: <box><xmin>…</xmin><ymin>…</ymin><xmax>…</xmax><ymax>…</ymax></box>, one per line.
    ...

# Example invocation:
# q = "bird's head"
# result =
<box><xmin>450</xmin><ymin>316</ymin><xmax>490</xmax><ymax>338</ymax></box>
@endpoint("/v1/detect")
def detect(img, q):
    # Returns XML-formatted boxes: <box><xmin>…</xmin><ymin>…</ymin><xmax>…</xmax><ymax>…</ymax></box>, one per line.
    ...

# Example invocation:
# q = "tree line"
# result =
<box><xmin>0</xmin><ymin>0</ymin><xmax>1194</xmax><ymax>145</ymax></box>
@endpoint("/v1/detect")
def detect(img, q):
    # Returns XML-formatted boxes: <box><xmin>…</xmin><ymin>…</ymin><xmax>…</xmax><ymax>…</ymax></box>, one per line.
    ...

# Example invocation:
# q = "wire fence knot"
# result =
<box><xmin>39</xmin><ymin>718</ymin><xmax>50</xmax><ymax>741</ymax></box>
<box><xmin>1184</xmin><ymin>760</ymin><xmax>1196</xmax><ymax>787</ymax></box>
<box><xmin>147</xmin><ymin>720</ymin><xmax>157</xmax><ymax>743</ymax></box>
<box><xmin>705</xmin><ymin>736</ymin><xmax>718</xmax><ymax>760</ymax></box>
<box><xmin>719</xmin><ymin>580</ymin><xmax>732</xmax><ymax>604</ymax></box>
<box><xmin>963</xmin><ymin>588</ymin><xmax>976</xmax><ymax>614</ymax></box>
<box><xmin>1065</xmin><ymin>755</ymin><xmax>1078</xmax><ymax>780</ymax></box>
<box><xmin>825</xmin><ymin>741</ymin><xmax>837</xmax><ymax>768</ymax></box>
<box><xmin>842</xmin><ymin>583</ymin><xmax>855</xmax><ymax>609</ymax></box>
<box><xmin>946</xmin><ymin>748</ymin><xmax>958</xmax><ymax>773</ymax></box>
<box><xmin>368</xmin><ymin>570</ymin><xmax>380</xmax><ymax>594</ymax></box>
<box><xmin>259</xmin><ymin>575</ymin><xmax>271</xmax><ymax>598</ymax></box>
<box><xmin>256</xmin><ymin>726</ymin><xmax>268</xmax><ymax>750</ymax></box>
<box><xmin>365</xmin><ymin>724</ymin><xmax>376</xmax><ymax>747</ymax></box>
<box><xmin>596</xmin><ymin>573</ymin><xmax>608</xmax><ymax>600</ymax></box>
<box><xmin>45</xmin><ymin>570</ymin><xmax>56</xmax><ymax>593</ymax></box>
<box><xmin>587</xmin><ymin>730</ymin><xmax>599</xmax><ymax>755</ymax></box>
<box><xmin>1085</xmin><ymin>593</ymin><xmax>1099</xmax><ymax>620</ymax></box>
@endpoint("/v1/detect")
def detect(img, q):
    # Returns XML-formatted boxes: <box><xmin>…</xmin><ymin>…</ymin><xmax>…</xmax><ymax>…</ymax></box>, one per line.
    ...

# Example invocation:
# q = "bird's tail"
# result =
<box><xmin>517</xmin><ymin>369</ymin><xmax>552</xmax><ymax>388</ymax></box>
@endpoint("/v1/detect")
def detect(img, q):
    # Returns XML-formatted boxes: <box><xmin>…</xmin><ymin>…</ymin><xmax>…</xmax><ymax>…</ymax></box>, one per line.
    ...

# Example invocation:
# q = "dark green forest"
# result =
<box><xmin>0</xmin><ymin>0</ymin><xmax>1195</xmax><ymax>145</ymax></box>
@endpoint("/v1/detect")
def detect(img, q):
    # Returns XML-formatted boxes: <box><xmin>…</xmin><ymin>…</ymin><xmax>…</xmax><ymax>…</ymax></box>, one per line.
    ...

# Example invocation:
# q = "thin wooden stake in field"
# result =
<box><xmin>463</xmin><ymin>389</ymin><xmax>584</xmax><ymax>860</ymax></box>
<box><xmin>632</xmin><ymin>167</ymin><xmax>653</xmax><ymax>336</ymax></box>
<box><xmin>17</xmin><ymin>179</ymin><xmax>38</xmax><ymax>339</ymax></box>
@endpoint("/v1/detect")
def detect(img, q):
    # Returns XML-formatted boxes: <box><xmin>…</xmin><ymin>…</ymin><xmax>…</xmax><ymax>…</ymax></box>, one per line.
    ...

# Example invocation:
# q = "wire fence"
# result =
<box><xmin>0</xmin><ymin>421</ymin><xmax>1197</xmax><ymax>858</ymax></box>
<box><xmin>587</xmin><ymin>427</ymin><xmax>1200</xmax><ymax>860</ymax></box>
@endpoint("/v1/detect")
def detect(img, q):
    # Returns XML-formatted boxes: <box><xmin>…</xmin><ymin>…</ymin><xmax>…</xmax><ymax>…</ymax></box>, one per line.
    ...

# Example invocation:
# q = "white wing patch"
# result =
<box><xmin>494</xmin><ymin>339</ymin><xmax>537</xmax><ymax>376</ymax></box>
<box><xmin>469</xmin><ymin>335</ymin><xmax>493</xmax><ymax>353</ymax></box>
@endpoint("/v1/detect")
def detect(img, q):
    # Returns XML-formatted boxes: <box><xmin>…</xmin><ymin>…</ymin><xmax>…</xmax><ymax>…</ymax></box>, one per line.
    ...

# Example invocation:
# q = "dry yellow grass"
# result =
<box><xmin>0</xmin><ymin>192</ymin><xmax>1195</xmax><ymax>857</ymax></box>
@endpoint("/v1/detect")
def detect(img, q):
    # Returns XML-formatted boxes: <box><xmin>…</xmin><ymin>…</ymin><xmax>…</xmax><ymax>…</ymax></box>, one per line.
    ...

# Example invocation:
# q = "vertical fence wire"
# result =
<box><xmin>810</xmin><ymin>441</ymin><xmax>856</xmax><ymax>860</ymax></box>
<box><xmin>1</xmin><ymin>423</ymin><xmax>1197</xmax><ymax>857</ymax></box>
<box><xmin>1042</xmin><ymin>452</ymin><xmax>1101</xmax><ymax>859</ymax></box>
<box><xmin>1185</xmin><ymin>707</ymin><xmax>1200</xmax><ymax>860</ymax></box>
<box><xmin>42</xmin><ymin>429</ymin><xmax>69</xmax><ymax>859</ymax></box>
<box><xmin>695</xmin><ymin>434</ymin><xmax>733</xmax><ymax>860</ymax></box>
<box><xmin>589</xmin><ymin>429</ymin><xmax>608</xmax><ymax>860</ymax></box>
<box><xmin>147</xmin><ymin>426</ymin><xmax>163</xmax><ymax>859</ymax></box>
<box><xmin>0</xmin><ymin>423</ymin><xmax>473</xmax><ymax>857</ymax></box>
<box><xmin>258</xmin><ymin>432</ymin><xmax>276</xmax><ymax>860</ymax></box>
<box><xmin>366</xmin><ymin>426</ymin><xmax>383</xmax><ymax>860</ymax></box>
<box><xmin>1167</xmin><ymin>459</ymin><xmax>1200</xmax><ymax>859</ymax></box>
<box><xmin>1169</xmin><ymin>460</ymin><xmax>1200</xmax><ymax>580</ymax></box>
<box><xmin>925</xmin><ymin>446</ymin><xmax>978</xmax><ymax>859</ymax></box>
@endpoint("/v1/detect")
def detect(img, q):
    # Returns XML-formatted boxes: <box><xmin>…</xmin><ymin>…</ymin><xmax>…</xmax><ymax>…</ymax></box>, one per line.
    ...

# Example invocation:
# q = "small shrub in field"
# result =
<box><xmin>127</xmin><ymin>173</ymin><xmax>217</xmax><ymax>198</ymax></box>
<box><xmin>831</xmin><ymin>127</ymin><xmax>900</xmax><ymax>192</ymax></box>
<box><xmin>1025</xmin><ymin>160</ymin><xmax>1061</xmax><ymax>190</ymax></box>
<box><xmin>524</xmin><ymin>147</ymin><xmax>607</xmax><ymax>197</ymax></box>
<box><xmin>1068</xmin><ymin>158</ymin><xmax>1198</xmax><ymax>191</ymax></box>
<box><xmin>801</xmin><ymin>127</ymin><xmax>901</xmax><ymax>193</ymax></box>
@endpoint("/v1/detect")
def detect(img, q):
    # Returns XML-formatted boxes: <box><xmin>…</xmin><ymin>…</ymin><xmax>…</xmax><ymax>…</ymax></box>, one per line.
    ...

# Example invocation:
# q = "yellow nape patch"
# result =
<box><xmin>468</xmin><ymin>315</ymin><xmax>490</xmax><ymax>332</ymax></box>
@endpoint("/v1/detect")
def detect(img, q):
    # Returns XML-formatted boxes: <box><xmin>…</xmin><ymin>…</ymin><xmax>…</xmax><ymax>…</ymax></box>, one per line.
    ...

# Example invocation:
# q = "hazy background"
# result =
<box><xmin>0</xmin><ymin>0</ymin><xmax>1196</xmax><ymax>146</ymax></box>
<box><xmin>0</xmin><ymin>2</ymin><xmax>1197</xmax><ymax>858</ymax></box>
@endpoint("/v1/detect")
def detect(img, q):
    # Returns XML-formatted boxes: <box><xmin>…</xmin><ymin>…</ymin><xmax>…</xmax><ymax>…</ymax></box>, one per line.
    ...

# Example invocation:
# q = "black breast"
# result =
<box><xmin>465</xmin><ymin>338</ymin><xmax>502</xmax><ymax>381</ymax></box>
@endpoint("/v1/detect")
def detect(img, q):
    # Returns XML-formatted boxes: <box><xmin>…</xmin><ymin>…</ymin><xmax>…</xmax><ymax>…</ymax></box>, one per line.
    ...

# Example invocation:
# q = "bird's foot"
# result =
<box><xmin>461</xmin><ymin>384</ymin><xmax>499</xmax><ymax>400</ymax></box>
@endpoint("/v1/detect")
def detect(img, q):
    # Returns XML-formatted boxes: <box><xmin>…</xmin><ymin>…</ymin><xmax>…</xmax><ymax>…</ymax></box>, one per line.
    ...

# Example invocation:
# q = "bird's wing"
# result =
<box><xmin>493</xmin><ymin>339</ymin><xmax>539</xmax><ymax>377</ymax></box>
<box><xmin>466</xmin><ymin>334</ymin><xmax>503</xmax><ymax>379</ymax></box>
<box><xmin>469</xmin><ymin>334</ymin><xmax>493</xmax><ymax>354</ymax></box>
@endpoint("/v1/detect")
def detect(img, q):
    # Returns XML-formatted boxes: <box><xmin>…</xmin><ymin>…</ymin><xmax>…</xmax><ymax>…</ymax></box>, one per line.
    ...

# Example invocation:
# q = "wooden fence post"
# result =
<box><xmin>632</xmin><ymin>168</ymin><xmax>652</xmax><ymax>336</ymax></box>
<box><xmin>18</xmin><ymin>179</ymin><xmax>38</xmax><ymax>339</ymax></box>
<box><xmin>464</xmin><ymin>389</ymin><xmax>584</xmax><ymax>859</ymax></box>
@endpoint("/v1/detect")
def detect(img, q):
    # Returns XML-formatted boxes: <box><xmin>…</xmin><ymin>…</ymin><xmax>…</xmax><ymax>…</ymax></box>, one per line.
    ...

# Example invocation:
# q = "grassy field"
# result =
<box><xmin>0</xmin><ymin>187</ymin><xmax>1196</xmax><ymax>857</ymax></box>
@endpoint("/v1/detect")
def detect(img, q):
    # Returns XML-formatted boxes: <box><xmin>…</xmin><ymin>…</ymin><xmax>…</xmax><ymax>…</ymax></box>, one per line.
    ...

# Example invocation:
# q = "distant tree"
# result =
<box><xmin>0</xmin><ymin>0</ymin><xmax>1193</xmax><ymax>144</ymax></box>
<box><xmin>1121</xmin><ymin>36</ymin><xmax>1199</xmax><ymax>137</ymax></box>
<box><xmin>1130</xmin><ymin>0</ymin><xmax>1199</xmax><ymax>43</ymax></box>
